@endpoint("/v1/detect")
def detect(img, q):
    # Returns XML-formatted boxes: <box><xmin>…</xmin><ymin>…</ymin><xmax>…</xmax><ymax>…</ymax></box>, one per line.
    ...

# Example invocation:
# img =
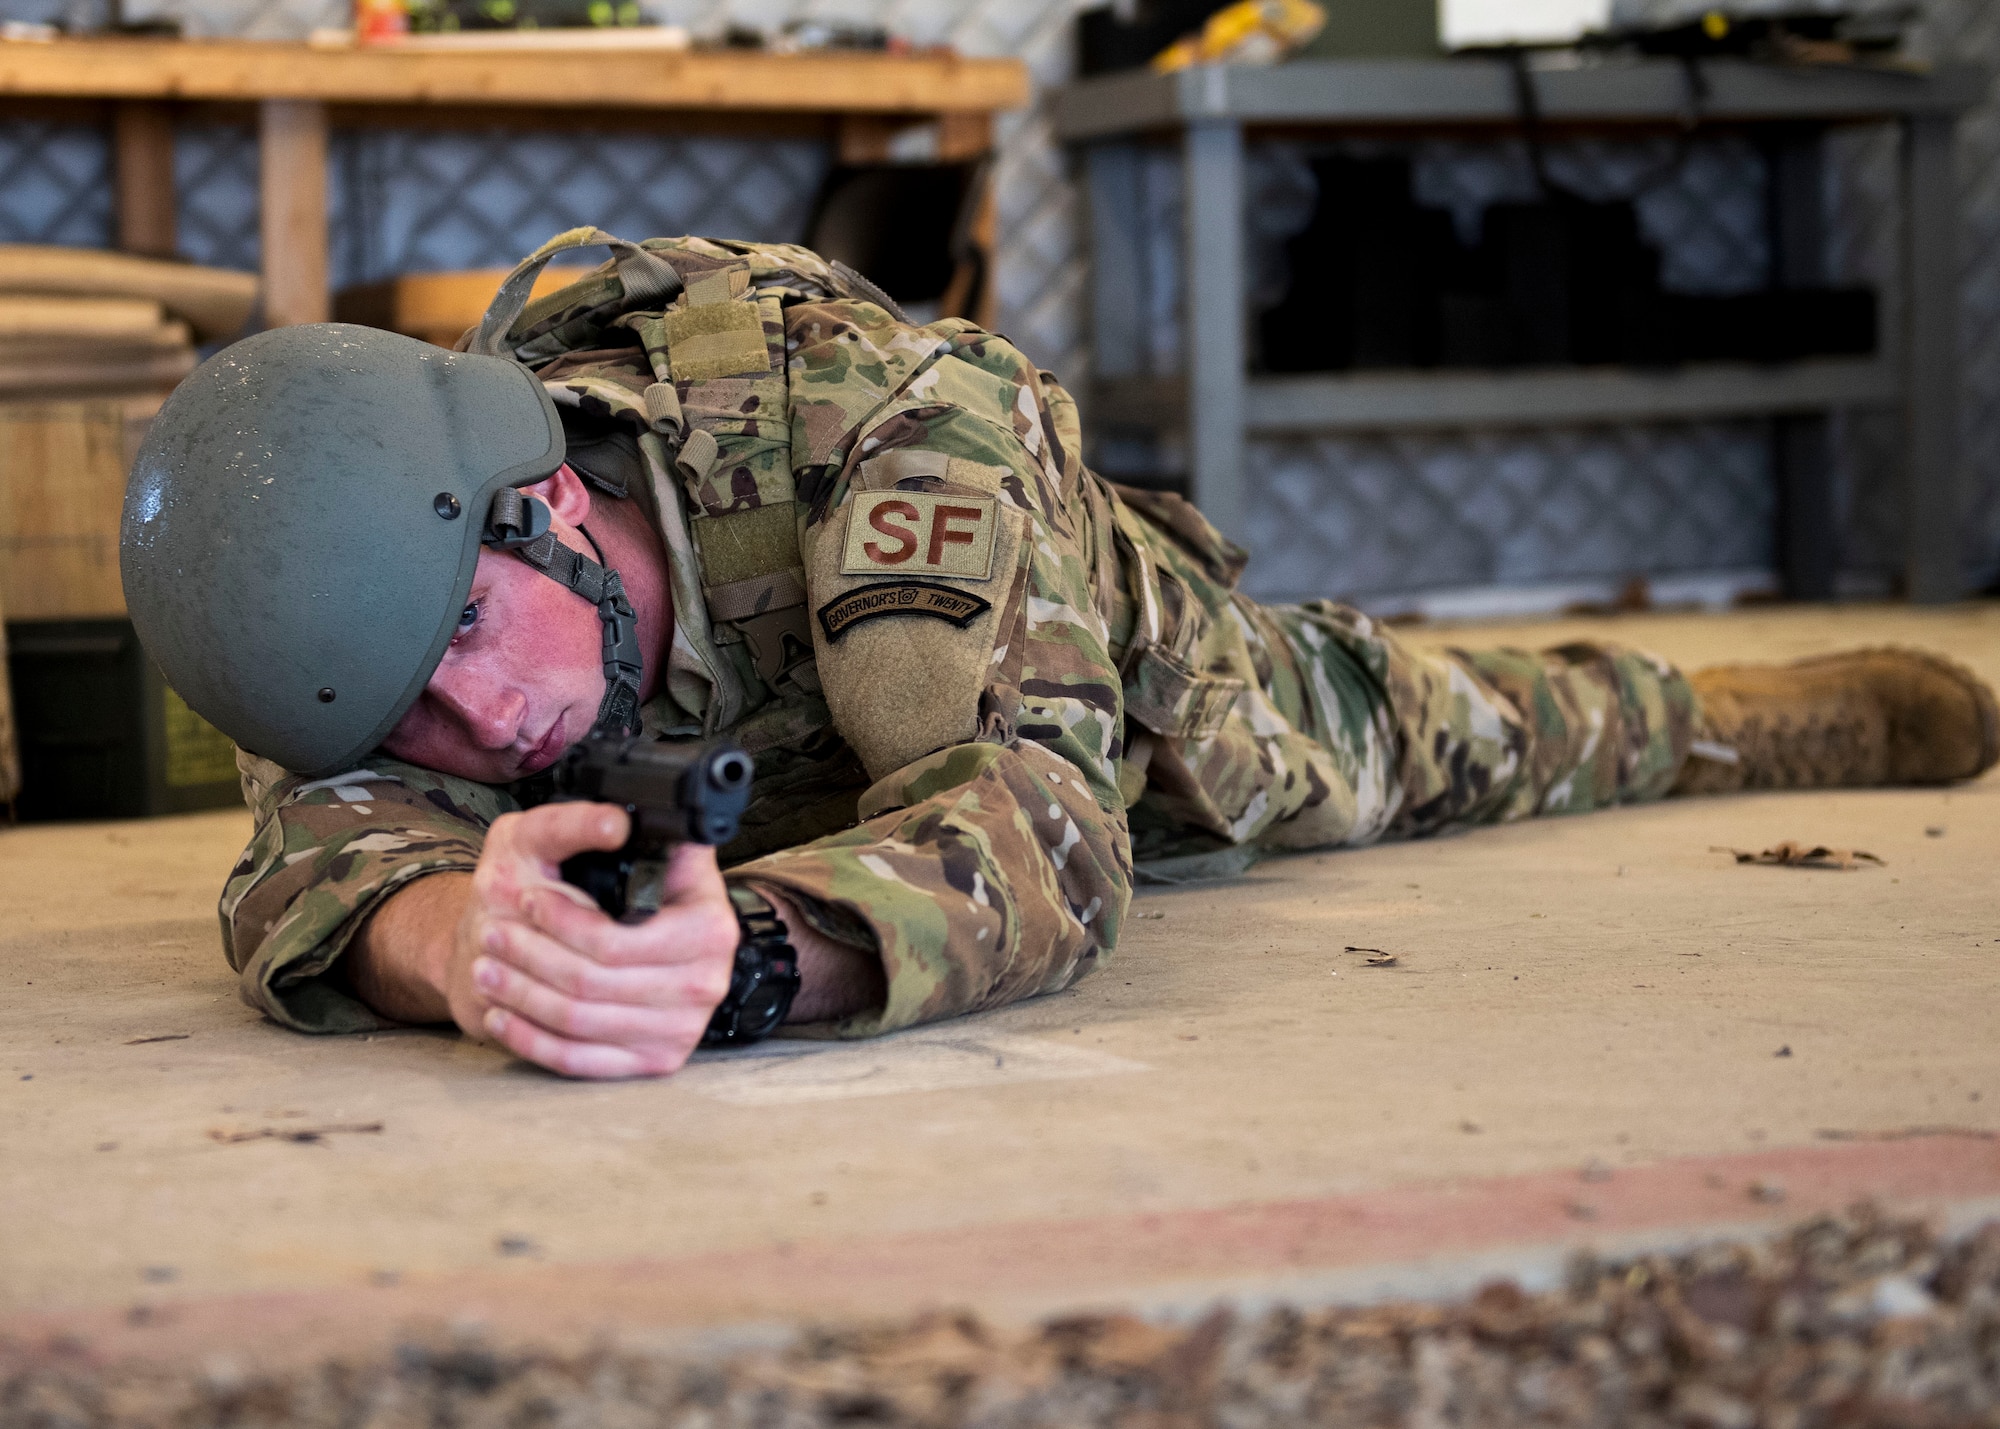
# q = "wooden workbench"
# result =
<box><xmin>0</xmin><ymin>37</ymin><xmax>1031</xmax><ymax>327</ymax></box>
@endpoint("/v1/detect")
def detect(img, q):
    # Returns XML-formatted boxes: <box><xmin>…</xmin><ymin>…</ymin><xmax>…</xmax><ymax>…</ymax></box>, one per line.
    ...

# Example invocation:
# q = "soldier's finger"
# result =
<box><xmin>656</xmin><ymin>842</ymin><xmax>723</xmax><ymax>902</ymax></box>
<box><xmin>479</xmin><ymin>920</ymin><xmax>718</xmax><ymax>1009</ymax></box>
<box><xmin>482</xmin><ymin>1007</ymin><xmax>686</xmax><ymax>1080</ymax></box>
<box><xmin>523</xmin><ymin>885</ymin><xmax>738</xmax><ymax>974</ymax></box>
<box><xmin>491</xmin><ymin>802</ymin><xmax>631</xmax><ymax>874</ymax></box>
<box><xmin>474</xmin><ymin>957</ymin><xmax>706</xmax><ymax>1048</ymax></box>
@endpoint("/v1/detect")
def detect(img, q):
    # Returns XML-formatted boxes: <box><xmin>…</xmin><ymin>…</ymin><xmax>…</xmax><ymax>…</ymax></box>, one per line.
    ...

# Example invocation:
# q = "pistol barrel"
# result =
<box><xmin>551</xmin><ymin>737</ymin><xmax>753</xmax><ymax>846</ymax></box>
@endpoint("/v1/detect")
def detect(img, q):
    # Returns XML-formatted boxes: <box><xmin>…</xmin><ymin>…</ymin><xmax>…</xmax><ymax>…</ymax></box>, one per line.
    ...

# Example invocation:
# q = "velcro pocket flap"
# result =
<box><xmin>692</xmin><ymin>501</ymin><xmax>799</xmax><ymax>588</ymax></box>
<box><xmin>1124</xmin><ymin>642</ymin><xmax>1244</xmax><ymax>742</ymax></box>
<box><xmin>662</xmin><ymin>300</ymin><xmax>768</xmax><ymax>382</ymax></box>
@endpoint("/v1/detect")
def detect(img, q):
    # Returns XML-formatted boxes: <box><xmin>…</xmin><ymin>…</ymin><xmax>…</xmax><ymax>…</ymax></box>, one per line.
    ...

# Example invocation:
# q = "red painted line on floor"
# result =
<box><xmin>6</xmin><ymin>1132</ymin><xmax>1997</xmax><ymax>1371</ymax></box>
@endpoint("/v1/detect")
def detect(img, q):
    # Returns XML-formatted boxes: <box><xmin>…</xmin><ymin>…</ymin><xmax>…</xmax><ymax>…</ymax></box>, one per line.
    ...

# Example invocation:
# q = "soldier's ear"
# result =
<box><xmin>527</xmin><ymin>462</ymin><xmax>593</xmax><ymax>527</ymax></box>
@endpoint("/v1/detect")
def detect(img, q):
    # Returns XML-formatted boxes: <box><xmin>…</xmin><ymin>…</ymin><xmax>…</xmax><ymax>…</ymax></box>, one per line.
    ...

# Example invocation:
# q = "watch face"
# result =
<box><xmin>699</xmin><ymin>905</ymin><xmax>801</xmax><ymax>1048</ymax></box>
<box><xmin>737</xmin><ymin>981</ymin><xmax>790</xmax><ymax>1038</ymax></box>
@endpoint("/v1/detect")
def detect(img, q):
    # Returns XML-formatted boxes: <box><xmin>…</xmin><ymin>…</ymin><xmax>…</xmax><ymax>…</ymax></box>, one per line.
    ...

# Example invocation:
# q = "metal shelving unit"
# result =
<box><xmin>1054</xmin><ymin>57</ymin><xmax>1986</xmax><ymax>602</ymax></box>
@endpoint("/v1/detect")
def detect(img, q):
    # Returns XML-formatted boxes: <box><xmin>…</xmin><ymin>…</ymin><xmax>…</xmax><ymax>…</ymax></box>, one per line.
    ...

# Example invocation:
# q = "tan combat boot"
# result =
<box><xmin>1673</xmin><ymin>647</ymin><xmax>2000</xmax><ymax>795</ymax></box>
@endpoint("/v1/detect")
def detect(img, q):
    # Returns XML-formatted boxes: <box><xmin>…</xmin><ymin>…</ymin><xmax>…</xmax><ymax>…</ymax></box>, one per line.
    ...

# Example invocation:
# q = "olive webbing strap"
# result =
<box><xmin>485</xmin><ymin>489</ymin><xmax>645</xmax><ymax>738</ymax></box>
<box><xmin>467</xmin><ymin>226</ymin><xmax>685</xmax><ymax>360</ymax></box>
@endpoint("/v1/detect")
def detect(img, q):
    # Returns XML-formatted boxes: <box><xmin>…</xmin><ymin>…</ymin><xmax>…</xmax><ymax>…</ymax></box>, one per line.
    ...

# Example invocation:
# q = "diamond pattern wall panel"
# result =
<box><xmin>118</xmin><ymin>0</ymin><xmax>347</xmax><ymax>38</ymax></box>
<box><xmin>162</xmin><ymin>122</ymin><xmax>829</xmax><ymax>288</ymax></box>
<box><xmin>0</xmin><ymin>121</ymin><xmax>110</xmax><ymax>248</ymax></box>
<box><xmin>1240</xmin><ymin>422</ymin><xmax>1775</xmax><ymax>606</ymax></box>
<box><xmin>1409</xmin><ymin>133</ymin><xmax>1771</xmax><ymax>293</ymax></box>
<box><xmin>175</xmin><ymin>123</ymin><xmax>260</xmax><ymax>273</ymax></box>
<box><xmin>0</xmin><ymin>0</ymin><xmax>74</xmax><ymax>23</ymax></box>
<box><xmin>332</xmin><ymin>129</ymin><xmax>827</xmax><ymax>287</ymax></box>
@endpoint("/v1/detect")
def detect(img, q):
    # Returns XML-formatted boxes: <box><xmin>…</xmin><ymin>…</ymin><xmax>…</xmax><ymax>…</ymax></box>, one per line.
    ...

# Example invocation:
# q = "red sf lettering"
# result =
<box><xmin>863</xmin><ymin>500</ymin><xmax>920</xmax><ymax>564</ymax></box>
<box><xmin>927</xmin><ymin>504</ymin><xmax>985</xmax><ymax>565</ymax></box>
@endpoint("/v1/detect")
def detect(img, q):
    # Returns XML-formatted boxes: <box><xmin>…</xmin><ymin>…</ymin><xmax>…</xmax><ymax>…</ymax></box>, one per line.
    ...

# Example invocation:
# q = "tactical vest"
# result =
<box><xmin>468</xmin><ymin>227</ymin><xmax>915</xmax><ymax>736</ymax></box>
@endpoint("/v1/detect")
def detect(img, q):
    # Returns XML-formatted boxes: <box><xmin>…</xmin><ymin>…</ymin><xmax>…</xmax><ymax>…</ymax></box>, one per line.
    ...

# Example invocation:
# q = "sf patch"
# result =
<box><xmin>841</xmin><ymin>492</ymin><xmax>998</xmax><ymax>580</ymax></box>
<box><xmin>818</xmin><ymin>581</ymin><xmax>992</xmax><ymax>641</ymax></box>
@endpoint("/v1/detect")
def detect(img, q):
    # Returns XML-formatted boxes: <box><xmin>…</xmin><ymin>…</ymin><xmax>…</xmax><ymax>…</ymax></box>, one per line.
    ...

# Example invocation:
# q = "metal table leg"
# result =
<box><xmin>1086</xmin><ymin>142</ymin><xmax>1147</xmax><ymax>389</ymax></box>
<box><xmin>1182</xmin><ymin>114</ymin><xmax>1246</xmax><ymax>539</ymax></box>
<box><xmin>1903</xmin><ymin>111</ymin><xmax>1963</xmax><ymax>603</ymax></box>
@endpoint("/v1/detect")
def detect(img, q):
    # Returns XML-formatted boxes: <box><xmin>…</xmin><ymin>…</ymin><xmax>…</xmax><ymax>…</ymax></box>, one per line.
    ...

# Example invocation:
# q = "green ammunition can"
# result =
<box><xmin>6</xmin><ymin>617</ymin><xmax>241</xmax><ymax>821</ymax></box>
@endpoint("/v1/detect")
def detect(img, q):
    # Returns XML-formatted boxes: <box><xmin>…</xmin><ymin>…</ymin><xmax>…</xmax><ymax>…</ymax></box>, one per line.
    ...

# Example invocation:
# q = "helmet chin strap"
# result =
<box><xmin>483</xmin><ymin>488</ymin><xmax>645</xmax><ymax>738</ymax></box>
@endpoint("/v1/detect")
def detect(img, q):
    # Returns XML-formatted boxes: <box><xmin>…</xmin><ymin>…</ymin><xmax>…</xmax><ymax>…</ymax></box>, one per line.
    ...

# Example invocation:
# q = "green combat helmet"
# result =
<box><xmin>120</xmin><ymin>323</ymin><xmax>646</xmax><ymax>779</ymax></box>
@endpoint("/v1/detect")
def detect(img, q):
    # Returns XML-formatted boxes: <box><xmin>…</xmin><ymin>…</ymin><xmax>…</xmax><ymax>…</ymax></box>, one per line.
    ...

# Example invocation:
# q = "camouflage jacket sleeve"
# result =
<box><xmin>218</xmin><ymin>752</ymin><xmax>515</xmax><ymax>1032</ymax></box>
<box><xmin>726</xmin><ymin>315</ymin><xmax>1134</xmax><ymax>1039</ymax></box>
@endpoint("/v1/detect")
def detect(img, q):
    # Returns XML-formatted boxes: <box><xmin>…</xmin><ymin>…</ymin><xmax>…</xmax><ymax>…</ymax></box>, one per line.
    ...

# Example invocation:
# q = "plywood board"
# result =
<box><xmin>0</xmin><ymin>349</ymin><xmax>194</xmax><ymax>399</ymax></box>
<box><xmin>0</xmin><ymin>398</ymin><xmax>158</xmax><ymax>620</ymax></box>
<box><xmin>0</xmin><ymin>246</ymin><xmax>255</xmax><ymax>342</ymax></box>
<box><xmin>0</xmin><ymin>295</ymin><xmax>167</xmax><ymax>337</ymax></box>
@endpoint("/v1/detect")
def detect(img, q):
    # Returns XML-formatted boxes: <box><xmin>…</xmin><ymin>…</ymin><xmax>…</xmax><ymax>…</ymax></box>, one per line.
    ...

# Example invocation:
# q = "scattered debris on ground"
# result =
<box><xmin>1715</xmin><ymin>842</ymin><xmax>1884</xmax><ymax>870</ymax></box>
<box><xmin>204</xmin><ymin>1122</ymin><xmax>383</xmax><ymax>1147</ymax></box>
<box><xmin>121</xmin><ymin>1035</ymin><xmax>188</xmax><ymax>1046</ymax></box>
<box><xmin>6</xmin><ymin>1206</ymin><xmax>2000</xmax><ymax>1427</ymax></box>
<box><xmin>1344</xmin><ymin>946</ymin><xmax>1399</xmax><ymax>966</ymax></box>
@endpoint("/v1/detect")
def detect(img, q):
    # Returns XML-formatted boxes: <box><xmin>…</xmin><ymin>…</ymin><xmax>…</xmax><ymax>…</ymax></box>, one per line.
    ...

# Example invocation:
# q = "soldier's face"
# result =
<box><xmin>381</xmin><ymin>467</ymin><xmax>604</xmax><ymax>784</ymax></box>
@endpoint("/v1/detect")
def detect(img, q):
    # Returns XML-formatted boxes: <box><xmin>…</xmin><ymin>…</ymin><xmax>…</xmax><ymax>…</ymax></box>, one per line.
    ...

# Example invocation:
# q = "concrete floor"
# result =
<box><xmin>4</xmin><ymin>603</ymin><xmax>1999</xmax><ymax>1369</ymax></box>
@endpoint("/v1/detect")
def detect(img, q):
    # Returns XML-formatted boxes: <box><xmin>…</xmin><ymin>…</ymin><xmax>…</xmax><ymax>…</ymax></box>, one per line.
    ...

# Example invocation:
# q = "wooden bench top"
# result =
<box><xmin>0</xmin><ymin>36</ymin><xmax>1030</xmax><ymax>115</ymax></box>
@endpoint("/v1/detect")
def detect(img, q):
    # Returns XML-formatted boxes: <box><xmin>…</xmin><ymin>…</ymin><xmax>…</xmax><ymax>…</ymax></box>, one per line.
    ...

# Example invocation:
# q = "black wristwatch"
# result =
<box><xmin>701</xmin><ymin>886</ymin><xmax>801</xmax><ymax>1047</ymax></box>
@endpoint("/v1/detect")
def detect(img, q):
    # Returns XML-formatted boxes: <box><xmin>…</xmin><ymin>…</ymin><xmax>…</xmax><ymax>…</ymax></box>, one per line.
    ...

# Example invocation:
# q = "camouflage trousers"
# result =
<box><xmin>1125</xmin><ymin>594</ymin><xmax>1700</xmax><ymax>861</ymax></box>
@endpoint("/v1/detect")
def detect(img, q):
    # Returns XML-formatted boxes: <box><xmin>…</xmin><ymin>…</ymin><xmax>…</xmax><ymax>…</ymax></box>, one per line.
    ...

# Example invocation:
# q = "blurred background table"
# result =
<box><xmin>0</xmin><ymin>36</ymin><xmax>1029</xmax><ymax>330</ymax></box>
<box><xmin>1058</xmin><ymin>57</ymin><xmax>1985</xmax><ymax>602</ymax></box>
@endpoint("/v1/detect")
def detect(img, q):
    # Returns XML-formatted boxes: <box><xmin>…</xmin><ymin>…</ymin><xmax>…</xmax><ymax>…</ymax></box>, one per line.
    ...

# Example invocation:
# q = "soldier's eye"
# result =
<box><xmin>456</xmin><ymin>601</ymin><xmax>481</xmax><ymax>636</ymax></box>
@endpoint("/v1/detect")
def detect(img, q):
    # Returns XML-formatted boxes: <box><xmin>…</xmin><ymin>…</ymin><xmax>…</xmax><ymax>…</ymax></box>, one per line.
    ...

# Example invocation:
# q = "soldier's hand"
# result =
<box><xmin>450</xmin><ymin>803</ymin><xmax>739</xmax><ymax>1079</ymax></box>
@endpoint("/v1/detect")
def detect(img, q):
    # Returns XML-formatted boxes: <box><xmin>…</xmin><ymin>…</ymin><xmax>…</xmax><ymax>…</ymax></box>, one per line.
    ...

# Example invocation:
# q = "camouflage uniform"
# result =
<box><xmin>221</xmin><ymin>230</ymin><xmax>1698</xmax><ymax>1038</ymax></box>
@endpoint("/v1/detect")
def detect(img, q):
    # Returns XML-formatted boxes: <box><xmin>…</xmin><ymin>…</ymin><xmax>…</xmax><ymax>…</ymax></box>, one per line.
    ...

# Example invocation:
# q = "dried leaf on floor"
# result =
<box><xmin>207</xmin><ymin>1122</ymin><xmax>384</xmax><ymax>1146</ymax></box>
<box><xmin>1713</xmin><ymin>842</ymin><xmax>1883</xmax><ymax>870</ymax></box>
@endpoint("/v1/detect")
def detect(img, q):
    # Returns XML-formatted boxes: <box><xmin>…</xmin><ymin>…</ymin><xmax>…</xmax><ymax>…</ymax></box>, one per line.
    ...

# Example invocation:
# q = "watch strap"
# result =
<box><xmin>701</xmin><ymin>884</ymin><xmax>801</xmax><ymax>1047</ymax></box>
